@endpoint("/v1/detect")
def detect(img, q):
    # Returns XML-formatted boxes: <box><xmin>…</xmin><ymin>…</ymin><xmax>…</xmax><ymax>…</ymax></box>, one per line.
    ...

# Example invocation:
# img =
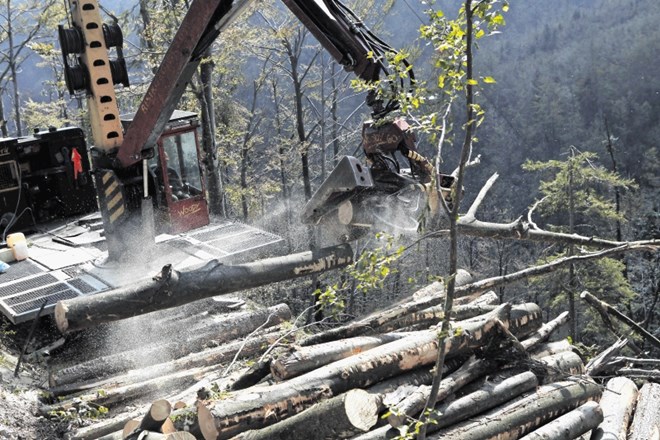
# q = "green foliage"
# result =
<box><xmin>523</xmin><ymin>147</ymin><xmax>637</xmax><ymax>230</ymax></box>
<box><xmin>314</xmin><ymin>233</ymin><xmax>404</xmax><ymax>315</ymax></box>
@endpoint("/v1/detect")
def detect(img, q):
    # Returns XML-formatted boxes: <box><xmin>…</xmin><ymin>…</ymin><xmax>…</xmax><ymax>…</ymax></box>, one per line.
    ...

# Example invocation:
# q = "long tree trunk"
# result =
<box><xmin>231</xmin><ymin>389</ymin><xmax>379</xmax><ymax>440</ymax></box>
<box><xmin>627</xmin><ymin>382</ymin><xmax>660</xmax><ymax>440</ymax></box>
<box><xmin>427</xmin><ymin>379</ymin><xmax>602</xmax><ymax>440</ymax></box>
<box><xmin>196</xmin><ymin>304</ymin><xmax>541</xmax><ymax>439</ymax></box>
<box><xmin>591</xmin><ymin>377</ymin><xmax>638</xmax><ymax>440</ymax></box>
<box><xmin>519</xmin><ymin>401</ymin><xmax>603</xmax><ymax>440</ymax></box>
<box><xmin>271</xmin><ymin>333</ymin><xmax>412</xmax><ymax>381</ymax></box>
<box><xmin>50</xmin><ymin>309</ymin><xmax>290</xmax><ymax>389</ymax></box>
<box><xmin>55</xmin><ymin>244</ymin><xmax>353</xmax><ymax>332</ymax></box>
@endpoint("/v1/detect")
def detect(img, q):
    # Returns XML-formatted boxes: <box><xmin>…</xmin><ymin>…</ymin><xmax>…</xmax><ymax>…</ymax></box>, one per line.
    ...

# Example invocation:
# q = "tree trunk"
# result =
<box><xmin>519</xmin><ymin>401</ymin><xmax>603</xmax><ymax>440</ymax></box>
<box><xmin>386</xmin><ymin>356</ymin><xmax>496</xmax><ymax>428</ymax></box>
<box><xmin>427</xmin><ymin>379</ymin><xmax>602</xmax><ymax>440</ymax></box>
<box><xmin>521</xmin><ymin>311</ymin><xmax>569</xmax><ymax>350</ymax></box>
<box><xmin>529</xmin><ymin>340</ymin><xmax>573</xmax><ymax>359</ymax></box>
<box><xmin>590</xmin><ymin>377</ymin><xmax>638</xmax><ymax>440</ymax></box>
<box><xmin>230</xmin><ymin>389</ymin><xmax>379</xmax><ymax>440</ymax></box>
<box><xmin>55</xmin><ymin>244</ymin><xmax>353</xmax><ymax>333</ymax></box>
<box><xmin>271</xmin><ymin>333</ymin><xmax>412</xmax><ymax>381</ymax></box>
<box><xmin>196</xmin><ymin>304</ymin><xmax>541</xmax><ymax>439</ymax></box>
<box><xmin>627</xmin><ymin>382</ymin><xmax>660</xmax><ymax>440</ymax></box>
<box><xmin>41</xmin><ymin>365</ymin><xmax>218</xmax><ymax>416</ymax></box>
<box><xmin>139</xmin><ymin>399</ymin><xmax>172</xmax><ymax>432</ymax></box>
<box><xmin>50</xmin><ymin>306</ymin><xmax>290</xmax><ymax>388</ymax></box>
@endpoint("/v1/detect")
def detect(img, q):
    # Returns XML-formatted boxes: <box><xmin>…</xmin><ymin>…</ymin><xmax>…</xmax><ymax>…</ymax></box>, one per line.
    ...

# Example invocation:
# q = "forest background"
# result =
<box><xmin>0</xmin><ymin>0</ymin><xmax>658</xmax><ymax>350</ymax></box>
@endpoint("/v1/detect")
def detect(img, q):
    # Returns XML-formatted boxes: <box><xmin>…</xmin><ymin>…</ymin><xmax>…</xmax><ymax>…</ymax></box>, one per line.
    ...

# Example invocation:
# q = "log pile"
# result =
<box><xmin>42</xmin><ymin>280</ymin><xmax>660</xmax><ymax>440</ymax></box>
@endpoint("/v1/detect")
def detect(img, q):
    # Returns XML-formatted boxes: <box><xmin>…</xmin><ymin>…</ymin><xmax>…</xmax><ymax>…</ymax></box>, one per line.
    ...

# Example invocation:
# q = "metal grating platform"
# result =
<box><xmin>0</xmin><ymin>269</ymin><xmax>109</xmax><ymax>324</ymax></box>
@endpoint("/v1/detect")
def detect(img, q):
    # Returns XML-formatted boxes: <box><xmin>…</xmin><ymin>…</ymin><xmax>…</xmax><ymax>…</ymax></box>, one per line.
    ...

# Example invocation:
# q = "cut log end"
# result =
<box><xmin>54</xmin><ymin>302</ymin><xmax>69</xmax><ymax>333</ymax></box>
<box><xmin>345</xmin><ymin>389</ymin><xmax>380</xmax><ymax>432</ymax></box>
<box><xmin>196</xmin><ymin>402</ymin><xmax>218</xmax><ymax>440</ymax></box>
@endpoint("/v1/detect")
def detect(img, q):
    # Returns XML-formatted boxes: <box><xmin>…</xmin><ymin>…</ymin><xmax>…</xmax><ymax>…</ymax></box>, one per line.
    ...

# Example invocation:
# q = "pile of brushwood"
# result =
<box><xmin>39</xmin><ymin>277</ymin><xmax>659</xmax><ymax>440</ymax></box>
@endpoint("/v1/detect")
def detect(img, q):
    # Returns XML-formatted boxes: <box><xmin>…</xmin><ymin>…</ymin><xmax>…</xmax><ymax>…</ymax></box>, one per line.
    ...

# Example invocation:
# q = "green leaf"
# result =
<box><xmin>483</xmin><ymin>76</ymin><xmax>497</xmax><ymax>84</ymax></box>
<box><xmin>467</xmin><ymin>79</ymin><xmax>478</xmax><ymax>86</ymax></box>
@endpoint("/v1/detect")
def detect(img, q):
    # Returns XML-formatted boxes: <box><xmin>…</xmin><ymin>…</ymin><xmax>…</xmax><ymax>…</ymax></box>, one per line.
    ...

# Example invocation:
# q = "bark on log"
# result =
<box><xmin>55</xmin><ymin>244</ymin><xmax>353</xmax><ymax>333</ymax></box>
<box><xmin>529</xmin><ymin>340</ymin><xmax>573</xmax><ymax>359</ymax></box>
<box><xmin>197</xmin><ymin>304</ymin><xmax>541</xmax><ymax>439</ymax></box>
<box><xmin>519</xmin><ymin>401</ymin><xmax>603</xmax><ymax>440</ymax></box>
<box><xmin>50</xmin><ymin>308</ymin><xmax>290</xmax><ymax>389</ymax></box>
<box><xmin>627</xmin><ymin>382</ymin><xmax>660</xmax><ymax>440</ymax></box>
<box><xmin>41</xmin><ymin>365</ymin><xmax>217</xmax><ymax>416</ymax></box>
<box><xmin>125</xmin><ymin>433</ymin><xmax>195</xmax><ymax>440</ymax></box>
<box><xmin>533</xmin><ymin>351</ymin><xmax>584</xmax><ymax>383</ymax></box>
<box><xmin>427</xmin><ymin>379</ymin><xmax>602</xmax><ymax>440</ymax></box>
<box><xmin>521</xmin><ymin>311</ymin><xmax>569</xmax><ymax>350</ymax></box>
<box><xmin>365</xmin><ymin>372</ymin><xmax>538</xmax><ymax>440</ymax></box>
<box><xmin>386</xmin><ymin>356</ymin><xmax>496</xmax><ymax>428</ymax></box>
<box><xmin>590</xmin><ymin>377</ymin><xmax>638</xmax><ymax>440</ymax></box>
<box><xmin>617</xmin><ymin>367</ymin><xmax>660</xmax><ymax>379</ymax></box>
<box><xmin>230</xmin><ymin>389</ymin><xmax>379</xmax><ymax>440</ymax></box>
<box><xmin>271</xmin><ymin>333</ymin><xmax>412</xmax><ymax>381</ymax></box>
<box><xmin>373</xmin><ymin>304</ymin><xmax>498</xmax><ymax>333</ymax></box>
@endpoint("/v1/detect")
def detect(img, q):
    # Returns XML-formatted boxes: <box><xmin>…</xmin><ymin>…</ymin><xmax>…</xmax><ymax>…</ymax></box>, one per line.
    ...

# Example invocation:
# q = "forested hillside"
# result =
<box><xmin>1</xmin><ymin>0</ymin><xmax>657</xmax><ymax>345</ymax></box>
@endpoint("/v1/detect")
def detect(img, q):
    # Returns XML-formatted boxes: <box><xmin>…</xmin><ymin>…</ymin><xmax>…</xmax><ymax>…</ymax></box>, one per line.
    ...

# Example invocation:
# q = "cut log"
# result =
<box><xmin>67</xmin><ymin>408</ymin><xmax>145</xmax><ymax>440</ymax></box>
<box><xmin>41</xmin><ymin>365</ymin><xmax>217</xmax><ymax>416</ymax></box>
<box><xmin>139</xmin><ymin>399</ymin><xmax>172</xmax><ymax>431</ymax></box>
<box><xmin>462</xmin><ymin>290</ymin><xmax>500</xmax><ymax>306</ymax></box>
<box><xmin>50</xmin><ymin>307</ymin><xmax>290</xmax><ymax>388</ymax></box>
<box><xmin>521</xmin><ymin>311</ymin><xmax>570</xmax><ymax>350</ymax></box>
<box><xmin>627</xmin><ymin>382</ymin><xmax>660</xmax><ymax>440</ymax></box>
<box><xmin>590</xmin><ymin>377</ymin><xmax>638</xmax><ymax>440</ymax></box>
<box><xmin>529</xmin><ymin>340</ymin><xmax>573</xmax><ymax>359</ymax></box>
<box><xmin>534</xmin><ymin>351</ymin><xmax>584</xmax><ymax>383</ymax></box>
<box><xmin>519</xmin><ymin>401</ymin><xmax>603</xmax><ymax>440</ymax></box>
<box><xmin>373</xmin><ymin>304</ymin><xmax>498</xmax><ymax>333</ymax></box>
<box><xmin>197</xmin><ymin>304</ymin><xmax>542</xmax><ymax>440</ymax></box>
<box><xmin>125</xmin><ymin>433</ymin><xmax>196</xmax><ymax>440</ymax></box>
<box><xmin>55</xmin><ymin>244</ymin><xmax>353</xmax><ymax>333</ymax></box>
<box><xmin>386</xmin><ymin>356</ymin><xmax>496</xmax><ymax>428</ymax></box>
<box><xmin>271</xmin><ymin>333</ymin><xmax>412</xmax><ymax>381</ymax></box>
<box><xmin>423</xmin><ymin>371</ymin><xmax>539</xmax><ymax>435</ymax></box>
<box><xmin>359</xmin><ymin>372</ymin><xmax>545</xmax><ymax>440</ymax></box>
<box><xmin>427</xmin><ymin>379</ymin><xmax>602</xmax><ymax>440</ymax></box>
<box><xmin>122</xmin><ymin>419</ymin><xmax>140</xmax><ymax>439</ymax></box>
<box><xmin>231</xmin><ymin>389</ymin><xmax>379</xmax><ymax>440</ymax></box>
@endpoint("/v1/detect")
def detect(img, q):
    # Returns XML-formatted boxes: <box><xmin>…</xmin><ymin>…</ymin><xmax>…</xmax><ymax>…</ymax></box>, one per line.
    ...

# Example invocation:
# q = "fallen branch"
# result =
<box><xmin>581</xmin><ymin>291</ymin><xmax>660</xmax><ymax>351</ymax></box>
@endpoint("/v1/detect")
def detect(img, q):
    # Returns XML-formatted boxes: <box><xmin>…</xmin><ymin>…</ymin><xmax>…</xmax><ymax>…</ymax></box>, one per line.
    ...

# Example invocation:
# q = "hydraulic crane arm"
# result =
<box><xmin>117</xmin><ymin>0</ymin><xmax>410</xmax><ymax>168</ymax></box>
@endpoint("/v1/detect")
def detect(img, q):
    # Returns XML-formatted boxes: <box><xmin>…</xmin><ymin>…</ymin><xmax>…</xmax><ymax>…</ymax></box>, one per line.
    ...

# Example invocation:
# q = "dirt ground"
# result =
<box><xmin>0</xmin><ymin>319</ymin><xmax>69</xmax><ymax>440</ymax></box>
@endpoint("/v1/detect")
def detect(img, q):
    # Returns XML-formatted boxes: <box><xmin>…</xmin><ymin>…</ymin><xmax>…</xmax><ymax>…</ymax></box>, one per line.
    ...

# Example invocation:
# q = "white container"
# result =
<box><xmin>7</xmin><ymin>233</ymin><xmax>29</xmax><ymax>261</ymax></box>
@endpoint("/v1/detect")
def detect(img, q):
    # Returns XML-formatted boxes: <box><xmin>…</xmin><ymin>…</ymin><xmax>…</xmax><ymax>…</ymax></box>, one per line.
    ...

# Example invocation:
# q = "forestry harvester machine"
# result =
<box><xmin>52</xmin><ymin>0</ymin><xmax>454</xmax><ymax>254</ymax></box>
<box><xmin>0</xmin><ymin>0</ymin><xmax>455</xmax><ymax>324</ymax></box>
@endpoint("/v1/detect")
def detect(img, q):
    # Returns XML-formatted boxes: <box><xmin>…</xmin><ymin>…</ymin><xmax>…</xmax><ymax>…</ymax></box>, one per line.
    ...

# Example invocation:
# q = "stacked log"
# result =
<box><xmin>45</xmin><ymin>280</ymin><xmax>659</xmax><ymax>440</ymax></box>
